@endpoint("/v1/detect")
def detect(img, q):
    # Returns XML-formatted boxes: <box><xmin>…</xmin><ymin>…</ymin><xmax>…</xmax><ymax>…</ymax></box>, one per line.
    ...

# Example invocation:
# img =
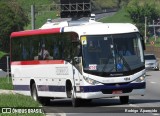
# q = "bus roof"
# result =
<box><xmin>10</xmin><ymin>20</ymin><xmax>139</xmax><ymax>38</ymax></box>
<box><xmin>10</xmin><ymin>28</ymin><xmax>61</xmax><ymax>38</ymax></box>
<box><xmin>40</xmin><ymin>20</ymin><xmax>139</xmax><ymax>35</ymax></box>
<box><xmin>64</xmin><ymin>23</ymin><xmax>139</xmax><ymax>35</ymax></box>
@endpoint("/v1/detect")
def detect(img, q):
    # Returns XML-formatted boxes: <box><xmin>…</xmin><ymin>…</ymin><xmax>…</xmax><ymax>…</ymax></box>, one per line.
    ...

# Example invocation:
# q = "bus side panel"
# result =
<box><xmin>11</xmin><ymin>61</ymin><xmax>83</xmax><ymax>98</ymax></box>
<box><xmin>12</xmin><ymin>65</ymin><xmax>31</xmax><ymax>96</ymax></box>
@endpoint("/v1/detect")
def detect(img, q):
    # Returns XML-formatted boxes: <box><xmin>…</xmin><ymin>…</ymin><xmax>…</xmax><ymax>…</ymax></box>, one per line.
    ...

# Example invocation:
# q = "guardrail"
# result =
<box><xmin>145</xmin><ymin>46</ymin><xmax>160</xmax><ymax>58</ymax></box>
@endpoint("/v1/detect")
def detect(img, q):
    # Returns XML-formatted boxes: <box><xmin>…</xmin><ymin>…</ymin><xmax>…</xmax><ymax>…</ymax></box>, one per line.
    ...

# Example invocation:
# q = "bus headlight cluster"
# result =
<box><xmin>83</xmin><ymin>76</ymin><xmax>100</xmax><ymax>85</ymax></box>
<box><xmin>135</xmin><ymin>74</ymin><xmax>146</xmax><ymax>82</ymax></box>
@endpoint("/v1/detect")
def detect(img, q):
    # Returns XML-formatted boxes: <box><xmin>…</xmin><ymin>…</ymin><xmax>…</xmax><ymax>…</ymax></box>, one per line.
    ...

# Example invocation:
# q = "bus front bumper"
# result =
<box><xmin>76</xmin><ymin>82</ymin><xmax>146</xmax><ymax>99</ymax></box>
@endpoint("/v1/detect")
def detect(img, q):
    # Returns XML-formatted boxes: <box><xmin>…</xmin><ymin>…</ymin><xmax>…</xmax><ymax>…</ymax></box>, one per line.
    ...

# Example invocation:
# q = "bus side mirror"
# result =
<box><xmin>140</xmin><ymin>34</ymin><xmax>146</xmax><ymax>50</ymax></box>
<box><xmin>74</xmin><ymin>57</ymin><xmax>80</xmax><ymax>64</ymax></box>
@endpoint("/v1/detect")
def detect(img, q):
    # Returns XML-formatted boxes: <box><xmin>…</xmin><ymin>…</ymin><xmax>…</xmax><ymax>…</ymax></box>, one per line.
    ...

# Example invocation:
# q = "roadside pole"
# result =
<box><xmin>153</xmin><ymin>20</ymin><xmax>157</xmax><ymax>41</ymax></box>
<box><xmin>145</xmin><ymin>17</ymin><xmax>147</xmax><ymax>43</ymax></box>
<box><xmin>31</xmin><ymin>5</ymin><xmax>35</xmax><ymax>30</ymax></box>
<box><xmin>6</xmin><ymin>56</ymin><xmax>9</xmax><ymax>83</ymax></box>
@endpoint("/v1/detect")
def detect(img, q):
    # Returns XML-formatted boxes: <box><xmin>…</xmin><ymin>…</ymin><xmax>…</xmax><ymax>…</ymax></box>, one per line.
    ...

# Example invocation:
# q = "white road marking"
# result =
<box><xmin>129</xmin><ymin>103</ymin><xmax>139</xmax><ymax>107</ymax></box>
<box><xmin>45</xmin><ymin>113</ymin><xmax>66</xmax><ymax>116</ymax></box>
<box><xmin>152</xmin><ymin>113</ymin><xmax>160</xmax><ymax>116</ymax></box>
<box><xmin>150</xmin><ymin>82</ymin><xmax>156</xmax><ymax>84</ymax></box>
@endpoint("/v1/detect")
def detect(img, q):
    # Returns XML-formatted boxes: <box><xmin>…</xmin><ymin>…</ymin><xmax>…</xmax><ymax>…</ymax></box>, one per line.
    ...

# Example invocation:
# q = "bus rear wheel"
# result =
<box><xmin>31</xmin><ymin>83</ymin><xmax>50</xmax><ymax>106</ymax></box>
<box><xmin>120</xmin><ymin>96</ymin><xmax>129</xmax><ymax>104</ymax></box>
<box><xmin>31</xmin><ymin>83</ymin><xmax>39</xmax><ymax>102</ymax></box>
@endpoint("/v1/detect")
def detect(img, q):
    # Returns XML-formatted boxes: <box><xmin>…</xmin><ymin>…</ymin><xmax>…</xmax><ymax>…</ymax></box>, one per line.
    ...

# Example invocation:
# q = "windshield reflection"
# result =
<box><xmin>82</xmin><ymin>33</ymin><xmax>144</xmax><ymax>76</ymax></box>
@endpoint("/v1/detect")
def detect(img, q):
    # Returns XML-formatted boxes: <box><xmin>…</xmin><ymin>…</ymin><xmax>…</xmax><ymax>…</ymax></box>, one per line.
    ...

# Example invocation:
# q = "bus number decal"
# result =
<box><xmin>56</xmin><ymin>67</ymin><xmax>69</xmax><ymax>75</ymax></box>
<box><xmin>89</xmin><ymin>64</ymin><xmax>97</xmax><ymax>70</ymax></box>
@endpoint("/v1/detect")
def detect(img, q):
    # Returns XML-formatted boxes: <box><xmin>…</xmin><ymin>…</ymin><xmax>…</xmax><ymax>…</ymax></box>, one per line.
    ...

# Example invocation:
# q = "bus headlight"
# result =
<box><xmin>135</xmin><ymin>74</ymin><xmax>145</xmax><ymax>82</ymax></box>
<box><xmin>83</xmin><ymin>76</ymin><xmax>100</xmax><ymax>85</ymax></box>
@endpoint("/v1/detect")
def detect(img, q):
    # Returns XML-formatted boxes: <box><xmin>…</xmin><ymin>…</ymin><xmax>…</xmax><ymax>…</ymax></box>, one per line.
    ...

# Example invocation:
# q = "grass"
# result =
<box><xmin>0</xmin><ymin>77</ymin><xmax>43</xmax><ymax>116</ymax></box>
<box><xmin>0</xmin><ymin>77</ymin><xmax>13</xmax><ymax>90</ymax></box>
<box><xmin>0</xmin><ymin>94</ymin><xmax>40</xmax><ymax>107</ymax></box>
<box><xmin>0</xmin><ymin>77</ymin><xmax>44</xmax><ymax>116</ymax></box>
<box><xmin>0</xmin><ymin>94</ymin><xmax>44</xmax><ymax>116</ymax></box>
<box><xmin>35</xmin><ymin>11</ymin><xmax>58</xmax><ymax>29</ymax></box>
<box><xmin>25</xmin><ymin>11</ymin><xmax>58</xmax><ymax>29</ymax></box>
<box><xmin>0</xmin><ymin>113</ymin><xmax>43</xmax><ymax>116</ymax></box>
<box><xmin>0</xmin><ymin>51</ymin><xmax>7</xmax><ymax>59</ymax></box>
<box><xmin>16</xmin><ymin>0</ymin><xmax>54</xmax><ymax>12</ymax></box>
<box><xmin>99</xmin><ymin>8</ymin><xmax>133</xmax><ymax>23</ymax></box>
<box><xmin>13</xmin><ymin>0</ymin><xmax>58</xmax><ymax>30</ymax></box>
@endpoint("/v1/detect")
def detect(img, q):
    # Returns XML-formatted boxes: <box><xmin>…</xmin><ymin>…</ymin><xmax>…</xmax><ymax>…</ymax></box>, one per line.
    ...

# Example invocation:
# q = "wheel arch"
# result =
<box><xmin>65</xmin><ymin>79</ymin><xmax>72</xmax><ymax>98</ymax></box>
<box><xmin>30</xmin><ymin>79</ymin><xmax>36</xmax><ymax>93</ymax></box>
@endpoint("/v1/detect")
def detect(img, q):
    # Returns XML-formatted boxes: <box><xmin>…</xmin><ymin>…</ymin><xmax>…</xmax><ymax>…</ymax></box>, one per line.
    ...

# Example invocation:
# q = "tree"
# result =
<box><xmin>126</xmin><ymin>0</ymin><xmax>159</xmax><ymax>34</ymax></box>
<box><xmin>127</xmin><ymin>1</ymin><xmax>159</xmax><ymax>24</ymax></box>
<box><xmin>116</xmin><ymin>0</ymin><xmax>130</xmax><ymax>8</ymax></box>
<box><xmin>0</xmin><ymin>1</ymin><xmax>29</xmax><ymax>52</ymax></box>
<box><xmin>8</xmin><ymin>1</ymin><xmax>29</xmax><ymax>31</ymax></box>
<box><xmin>0</xmin><ymin>2</ymin><xmax>15</xmax><ymax>52</ymax></box>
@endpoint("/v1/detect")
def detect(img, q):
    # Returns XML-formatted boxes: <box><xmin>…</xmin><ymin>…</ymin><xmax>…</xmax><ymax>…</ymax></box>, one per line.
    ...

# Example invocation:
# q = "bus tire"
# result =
<box><xmin>120</xmin><ymin>96</ymin><xmax>129</xmax><ymax>104</ymax></box>
<box><xmin>66</xmin><ymin>80</ymin><xmax>72</xmax><ymax>98</ymax></box>
<box><xmin>82</xmin><ymin>99</ymin><xmax>92</xmax><ymax>103</ymax></box>
<box><xmin>71</xmin><ymin>87</ymin><xmax>79</xmax><ymax>107</ymax></box>
<box><xmin>39</xmin><ymin>97</ymin><xmax>51</xmax><ymax>106</ymax></box>
<box><xmin>31</xmin><ymin>83</ymin><xmax>50</xmax><ymax>106</ymax></box>
<box><xmin>31</xmin><ymin>83</ymin><xmax>39</xmax><ymax>102</ymax></box>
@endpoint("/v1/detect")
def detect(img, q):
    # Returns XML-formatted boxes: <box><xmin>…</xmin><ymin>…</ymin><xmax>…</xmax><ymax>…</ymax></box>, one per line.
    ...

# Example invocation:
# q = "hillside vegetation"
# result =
<box><xmin>1</xmin><ymin>0</ymin><xmax>128</xmax><ymax>29</ymax></box>
<box><xmin>20</xmin><ymin>0</ymin><xmax>160</xmax><ymax>28</ymax></box>
<box><xmin>99</xmin><ymin>8</ymin><xmax>132</xmax><ymax>23</ymax></box>
<box><xmin>17</xmin><ymin>0</ymin><xmax>55</xmax><ymax>12</ymax></box>
<box><xmin>2</xmin><ymin>0</ymin><xmax>160</xmax><ymax>29</ymax></box>
<box><xmin>15</xmin><ymin>0</ymin><xmax>119</xmax><ymax>29</ymax></box>
<box><xmin>15</xmin><ymin>0</ymin><xmax>129</xmax><ymax>29</ymax></box>
<box><xmin>15</xmin><ymin>0</ymin><xmax>58</xmax><ymax>29</ymax></box>
<box><xmin>101</xmin><ymin>0</ymin><xmax>160</xmax><ymax>23</ymax></box>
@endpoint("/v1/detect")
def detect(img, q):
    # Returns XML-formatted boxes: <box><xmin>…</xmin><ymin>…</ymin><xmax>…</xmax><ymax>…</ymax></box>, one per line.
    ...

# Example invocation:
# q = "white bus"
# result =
<box><xmin>10</xmin><ymin>20</ymin><xmax>146</xmax><ymax>107</ymax></box>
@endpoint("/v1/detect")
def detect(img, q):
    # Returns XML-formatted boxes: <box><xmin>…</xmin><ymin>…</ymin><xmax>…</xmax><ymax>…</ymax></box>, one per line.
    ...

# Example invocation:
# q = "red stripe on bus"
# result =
<box><xmin>10</xmin><ymin>28</ymin><xmax>61</xmax><ymax>38</ymax></box>
<box><xmin>11</xmin><ymin>60</ymin><xmax>64</xmax><ymax>65</ymax></box>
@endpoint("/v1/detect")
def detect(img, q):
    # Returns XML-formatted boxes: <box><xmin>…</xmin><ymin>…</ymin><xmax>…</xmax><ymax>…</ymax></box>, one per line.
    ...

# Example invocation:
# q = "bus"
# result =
<box><xmin>10</xmin><ymin>20</ymin><xmax>146</xmax><ymax>107</ymax></box>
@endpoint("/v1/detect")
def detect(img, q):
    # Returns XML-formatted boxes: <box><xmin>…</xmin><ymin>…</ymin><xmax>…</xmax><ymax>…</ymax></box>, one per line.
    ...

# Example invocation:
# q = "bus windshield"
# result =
<box><xmin>81</xmin><ymin>33</ymin><xmax>144</xmax><ymax>76</ymax></box>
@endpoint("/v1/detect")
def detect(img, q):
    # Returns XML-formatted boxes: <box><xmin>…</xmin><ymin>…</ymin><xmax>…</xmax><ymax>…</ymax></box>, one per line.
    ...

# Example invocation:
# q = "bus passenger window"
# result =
<box><xmin>22</xmin><ymin>46</ymin><xmax>28</xmax><ymax>60</ymax></box>
<box><xmin>38</xmin><ymin>44</ymin><xmax>50</xmax><ymax>60</ymax></box>
<box><xmin>53</xmin><ymin>45</ymin><xmax>59</xmax><ymax>59</ymax></box>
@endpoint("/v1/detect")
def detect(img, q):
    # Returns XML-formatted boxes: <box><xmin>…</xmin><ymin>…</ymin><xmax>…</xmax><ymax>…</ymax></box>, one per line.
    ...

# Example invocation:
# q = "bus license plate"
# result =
<box><xmin>112</xmin><ymin>90</ymin><xmax>122</xmax><ymax>94</ymax></box>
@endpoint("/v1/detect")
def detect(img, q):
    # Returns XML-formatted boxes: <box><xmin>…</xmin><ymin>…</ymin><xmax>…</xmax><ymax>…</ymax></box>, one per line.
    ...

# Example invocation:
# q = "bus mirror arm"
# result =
<box><xmin>140</xmin><ymin>34</ymin><xmax>146</xmax><ymax>50</ymax></box>
<box><xmin>65</xmin><ymin>58</ymin><xmax>72</xmax><ymax>62</ymax></box>
<box><xmin>74</xmin><ymin>57</ymin><xmax>80</xmax><ymax>64</ymax></box>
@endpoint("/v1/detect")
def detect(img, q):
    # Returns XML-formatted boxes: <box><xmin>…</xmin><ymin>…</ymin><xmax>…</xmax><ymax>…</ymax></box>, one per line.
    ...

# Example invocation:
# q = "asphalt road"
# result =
<box><xmin>43</xmin><ymin>70</ymin><xmax>160</xmax><ymax>116</ymax></box>
<box><xmin>52</xmin><ymin>12</ymin><xmax>116</xmax><ymax>22</ymax></box>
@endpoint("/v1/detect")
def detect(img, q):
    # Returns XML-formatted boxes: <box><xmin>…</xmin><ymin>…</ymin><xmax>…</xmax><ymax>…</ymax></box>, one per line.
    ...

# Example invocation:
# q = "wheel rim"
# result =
<box><xmin>71</xmin><ymin>87</ymin><xmax>77</xmax><ymax>107</ymax></box>
<box><xmin>32</xmin><ymin>85</ymin><xmax>38</xmax><ymax>101</ymax></box>
<box><xmin>33</xmin><ymin>90</ymin><xmax>37</xmax><ymax>101</ymax></box>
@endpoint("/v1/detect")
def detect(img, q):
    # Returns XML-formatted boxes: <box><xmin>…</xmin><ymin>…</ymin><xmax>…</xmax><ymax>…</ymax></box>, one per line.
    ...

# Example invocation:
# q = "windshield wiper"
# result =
<box><xmin>100</xmin><ymin>38</ymin><xmax>115</xmax><ymax>75</ymax></box>
<box><xmin>100</xmin><ymin>53</ymin><xmax>113</xmax><ymax>76</ymax></box>
<box><xmin>117</xmin><ymin>53</ymin><xmax>131</xmax><ymax>71</ymax></box>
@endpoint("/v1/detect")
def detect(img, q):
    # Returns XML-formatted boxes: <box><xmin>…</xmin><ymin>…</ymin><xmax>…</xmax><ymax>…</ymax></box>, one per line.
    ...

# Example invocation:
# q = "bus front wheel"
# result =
<box><xmin>71</xmin><ymin>87</ymin><xmax>79</xmax><ymax>107</ymax></box>
<box><xmin>120</xmin><ymin>96</ymin><xmax>129</xmax><ymax>104</ymax></box>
